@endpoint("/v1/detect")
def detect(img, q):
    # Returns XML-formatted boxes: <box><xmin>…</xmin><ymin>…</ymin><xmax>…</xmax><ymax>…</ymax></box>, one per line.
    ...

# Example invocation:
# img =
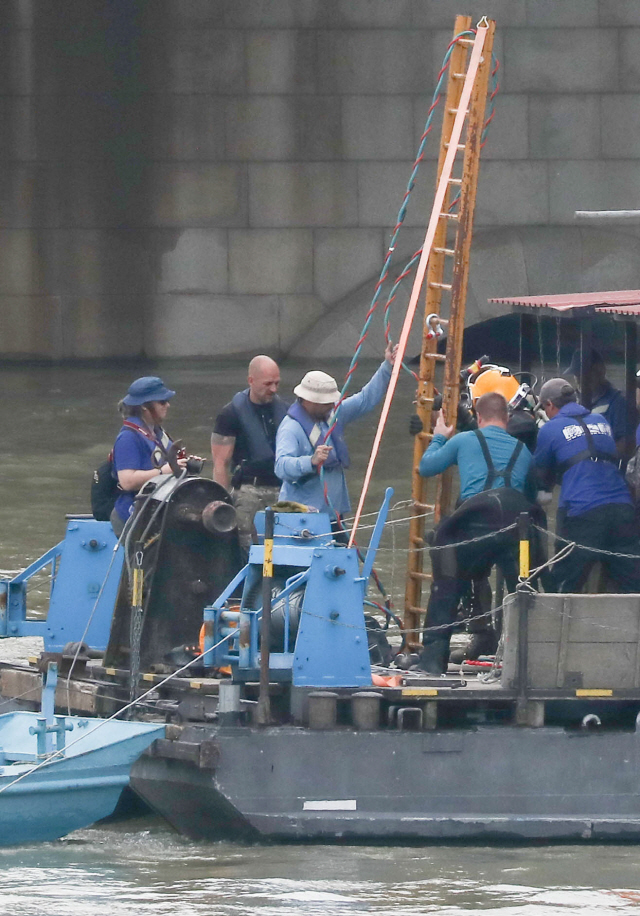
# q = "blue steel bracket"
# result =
<box><xmin>0</xmin><ymin>520</ymin><xmax>124</xmax><ymax>652</ymax></box>
<box><xmin>293</xmin><ymin>547</ymin><xmax>372</xmax><ymax>688</ymax></box>
<box><xmin>254</xmin><ymin>511</ymin><xmax>333</xmax><ymax>546</ymax></box>
<box><xmin>360</xmin><ymin>487</ymin><xmax>394</xmax><ymax>594</ymax></box>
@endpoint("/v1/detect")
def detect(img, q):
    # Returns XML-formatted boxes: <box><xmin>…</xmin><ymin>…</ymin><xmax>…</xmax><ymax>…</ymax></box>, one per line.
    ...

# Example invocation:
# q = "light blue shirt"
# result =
<box><xmin>275</xmin><ymin>361</ymin><xmax>392</xmax><ymax>516</ymax></box>
<box><xmin>419</xmin><ymin>424</ymin><xmax>536</xmax><ymax>503</ymax></box>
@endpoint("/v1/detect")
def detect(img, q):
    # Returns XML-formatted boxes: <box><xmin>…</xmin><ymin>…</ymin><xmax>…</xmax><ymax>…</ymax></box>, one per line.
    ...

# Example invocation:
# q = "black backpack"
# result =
<box><xmin>91</xmin><ymin>453</ymin><xmax>120</xmax><ymax>521</ymax></box>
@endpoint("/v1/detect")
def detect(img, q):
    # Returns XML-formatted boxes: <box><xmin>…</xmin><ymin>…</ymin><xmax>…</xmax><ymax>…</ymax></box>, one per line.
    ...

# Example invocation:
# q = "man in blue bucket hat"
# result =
<box><xmin>110</xmin><ymin>376</ymin><xmax>186</xmax><ymax>533</ymax></box>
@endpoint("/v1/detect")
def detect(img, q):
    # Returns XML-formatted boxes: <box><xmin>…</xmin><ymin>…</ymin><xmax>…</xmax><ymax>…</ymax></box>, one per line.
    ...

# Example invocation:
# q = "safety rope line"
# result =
<box><xmin>348</xmin><ymin>26</ymin><xmax>489</xmax><ymax>547</ymax></box>
<box><xmin>381</xmin><ymin>54</ymin><xmax>499</xmax><ymax>359</ymax></box>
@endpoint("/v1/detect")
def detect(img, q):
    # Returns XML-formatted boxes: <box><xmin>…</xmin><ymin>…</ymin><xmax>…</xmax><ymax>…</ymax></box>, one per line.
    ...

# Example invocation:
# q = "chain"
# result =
<box><xmin>532</xmin><ymin>523</ymin><xmax>640</xmax><ymax>560</ymax></box>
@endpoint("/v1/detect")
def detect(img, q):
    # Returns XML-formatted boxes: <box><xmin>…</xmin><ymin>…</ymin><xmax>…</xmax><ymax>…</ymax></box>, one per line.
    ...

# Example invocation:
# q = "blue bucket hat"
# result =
<box><xmin>122</xmin><ymin>376</ymin><xmax>176</xmax><ymax>406</ymax></box>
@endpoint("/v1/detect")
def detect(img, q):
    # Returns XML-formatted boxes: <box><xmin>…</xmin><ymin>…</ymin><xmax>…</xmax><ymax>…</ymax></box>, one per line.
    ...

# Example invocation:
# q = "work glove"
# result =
<box><xmin>409</xmin><ymin>414</ymin><xmax>423</xmax><ymax>436</ymax></box>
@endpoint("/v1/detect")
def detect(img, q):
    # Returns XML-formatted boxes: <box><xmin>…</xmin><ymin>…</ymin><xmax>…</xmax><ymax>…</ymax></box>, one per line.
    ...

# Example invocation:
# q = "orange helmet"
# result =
<box><xmin>468</xmin><ymin>366</ymin><xmax>520</xmax><ymax>405</ymax></box>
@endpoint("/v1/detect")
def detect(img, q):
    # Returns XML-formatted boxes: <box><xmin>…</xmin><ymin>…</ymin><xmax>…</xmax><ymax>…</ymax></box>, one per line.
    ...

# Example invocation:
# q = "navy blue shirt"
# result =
<box><xmin>112</xmin><ymin>420</ymin><xmax>170</xmax><ymax>521</ymax></box>
<box><xmin>534</xmin><ymin>402</ymin><xmax>630</xmax><ymax>517</ymax></box>
<box><xmin>590</xmin><ymin>382</ymin><xmax>626</xmax><ymax>443</ymax></box>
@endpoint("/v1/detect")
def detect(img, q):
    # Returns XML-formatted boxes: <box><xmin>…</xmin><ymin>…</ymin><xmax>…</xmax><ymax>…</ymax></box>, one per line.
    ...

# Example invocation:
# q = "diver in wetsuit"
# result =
<box><xmin>415</xmin><ymin>392</ymin><xmax>543</xmax><ymax>675</ymax></box>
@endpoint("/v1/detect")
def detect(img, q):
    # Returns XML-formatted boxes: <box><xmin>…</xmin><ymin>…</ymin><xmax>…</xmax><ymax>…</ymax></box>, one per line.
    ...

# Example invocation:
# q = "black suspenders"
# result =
<box><xmin>557</xmin><ymin>417</ymin><xmax>619</xmax><ymax>475</ymax></box>
<box><xmin>474</xmin><ymin>429</ymin><xmax>524</xmax><ymax>491</ymax></box>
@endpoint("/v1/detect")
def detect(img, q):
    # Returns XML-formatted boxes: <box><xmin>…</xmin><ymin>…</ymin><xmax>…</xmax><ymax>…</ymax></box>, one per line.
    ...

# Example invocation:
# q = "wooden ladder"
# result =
<box><xmin>404</xmin><ymin>15</ymin><xmax>496</xmax><ymax>644</ymax></box>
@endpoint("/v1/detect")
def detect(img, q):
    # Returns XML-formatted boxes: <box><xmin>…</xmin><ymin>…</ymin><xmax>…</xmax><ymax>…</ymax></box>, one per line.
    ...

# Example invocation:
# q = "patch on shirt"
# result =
<box><xmin>562</xmin><ymin>421</ymin><xmax>611</xmax><ymax>442</ymax></box>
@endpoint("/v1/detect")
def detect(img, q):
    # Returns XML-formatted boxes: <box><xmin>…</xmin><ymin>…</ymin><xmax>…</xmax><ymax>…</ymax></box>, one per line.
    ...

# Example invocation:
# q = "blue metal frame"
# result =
<box><xmin>203</xmin><ymin>492</ymin><xmax>394</xmax><ymax>688</ymax></box>
<box><xmin>0</xmin><ymin>519</ymin><xmax>124</xmax><ymax>652</ymax></box>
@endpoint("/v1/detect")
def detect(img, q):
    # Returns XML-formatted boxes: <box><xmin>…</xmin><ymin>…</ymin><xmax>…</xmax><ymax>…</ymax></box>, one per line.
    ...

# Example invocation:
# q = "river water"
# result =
<box><xmin>1</xmin><ymin>359</ymin><xmax>639</xmax><ymax>914</ymax></box>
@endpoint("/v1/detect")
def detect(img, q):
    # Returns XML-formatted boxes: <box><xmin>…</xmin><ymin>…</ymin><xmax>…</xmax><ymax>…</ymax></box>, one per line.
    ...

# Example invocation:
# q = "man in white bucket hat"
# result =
<box><xmin>275</xmin><ymin>342</ymin><xmax>397</xmax><ymax>519</ymax></box>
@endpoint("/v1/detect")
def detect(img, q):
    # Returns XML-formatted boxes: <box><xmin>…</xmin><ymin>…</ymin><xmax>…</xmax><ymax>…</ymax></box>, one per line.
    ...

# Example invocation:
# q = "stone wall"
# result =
<box><xmin>2</xmin><ymin>0</ymin><xmax>640</xmax><ymax>360</ymax></box>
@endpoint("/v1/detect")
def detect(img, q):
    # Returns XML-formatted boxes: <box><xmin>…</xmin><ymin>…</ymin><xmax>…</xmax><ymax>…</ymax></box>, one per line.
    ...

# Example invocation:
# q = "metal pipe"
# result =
<box><xmin>256</xmin><ymin>507</ymin><xmax>274</xmax><ymax>726</ymax></box>
<box><xmin>575</xmin><ymin>210</ymin><xmax>640</xmax><ymax>221</ymax></box>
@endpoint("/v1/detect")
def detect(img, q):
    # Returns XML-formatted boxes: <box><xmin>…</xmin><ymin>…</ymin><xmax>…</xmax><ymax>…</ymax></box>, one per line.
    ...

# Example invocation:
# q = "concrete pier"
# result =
<box><xmin>2</xmin><ymin>0</ymin><xmax>640</xmax><ymax>360</ymax></box>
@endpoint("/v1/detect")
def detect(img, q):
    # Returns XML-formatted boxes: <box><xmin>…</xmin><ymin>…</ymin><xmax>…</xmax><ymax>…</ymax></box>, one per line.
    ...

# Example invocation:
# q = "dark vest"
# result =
<box><xmin>231</xmin><ymin>390</ymin><xmax>287</xmax><ymax>466</ymax></box>
<box><xmin>287</xmin><ymin>401</ymin><xmax>350</xmax><ymax>469</ymax></box>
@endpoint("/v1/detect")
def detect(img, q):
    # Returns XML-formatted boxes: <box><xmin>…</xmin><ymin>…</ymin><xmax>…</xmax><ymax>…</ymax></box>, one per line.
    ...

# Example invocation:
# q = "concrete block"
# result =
<box><xmin>223</xmin><ymin>0</ymin><xmax>301</xmax><ymax>27</ymax></box>
<box><xmin>599</xmin><ymin>1</ymin><xmax>640</xmax><ymax>26</ymax></box>
<box><xmin>229</xmin><ymin>228</ymin><xmax>313</xmax><ymax>294</ymax></box>
<box><xmin>0</xmin><ymin>230</ymin><xmax>41</xmax><ymax>294</ymax></box>
<box><xmin>159</xmin><ymin>229</ymin><xmax>229</xmax><ymax>295</ymax></box>
<box><xmin>410</xmin><ymin>0</ymin><xmax>526</xmax><ymax>27</ymax></box>
<box><xmin>149</xmin><ymin>294</ymin><xmax>279</xmax><ymax>356</ymax></box>
<box><xmin>548</xmin><ymin>161</ymin><xmax>640</xmax><ymax>223</ymax></box>
<box><xmin>580</xmin><ymin>229</ymin><xmax>640</xmax><ymax>291</ymax></box>
<box><xmin>276</xmin><ymin>295</ymin><xmax>326</xmax><ymax>351</ymax></box>
<box><xmin>154</xmin><ymin>96</ymin><xmax>226</xmax><ymax>161</ymax></box>
<box><xmin>468</xmin><ymin>228</ymin><xmax>528</xmax><ymax>320</ymax></box>
<box><xmin>38</xmin><ymin>229</ymin><xmax>158</xmax><ymax>296</ymax></box>
<box><xmin>529</xmin><ymin>95</ymin><xmax>600</xmax><ymax>159</ymax></box>
<box><xmin>246</xmin><ymin>31</ymin><xmax>319</xmax><ymax>94</ymax></box>
<box><xmin>226</xmin><ymin>96</ymin><xmax>343</xmax><ymax>161</ymax></box>
<box><xmin>249</xmin><ymin>163</ymin><xmax>358</xmax><ymax>227</ymax></box>
<box><xmin>519</xmin><ymin>226</ymin><xmax>584</xmax><ymax>294</ymax></box>
<box><xmin>317</xmin><ymin>30</ymin><xmax>430</xmax><ymax>94</ymax></box>
<box><xmin>169</xmin><ymin>29</ymin><xmax>245</xmax><ymax>94</ymax></box>
<box><xmin>357</xmin><ymin>161</ymin><xmax>436</xmax><ymax>228</ymax></box>
<box><xmin>165</xmin><ymin>0</ymin><xmax>228</xmax><ymax>26</ymax></box>
<box><xmin>0</xmin><ymin>295</ymin><xmax>55</xmax><ymax>356</ymax></box>
<box><xmin>525</xmin><ymin>0</ymin><xmax>599</xmax><ymax>27</ymax></box>
<box><xmin>620</xmin><ymin>30</ymin><xmax>640</xmax><ymax>90</ymax></box>
<box><xmin>480</xmin><ymin>94</ymin><xmax>529</xmax><ymax>160</ymax></box>
<box><xmin>49</xmin><ymin>295</ymin><xmax>143</xmax><ymax>359</ymax></box>
<box><xmin>475</xmin><ymin>161</ymin><xmax>549</xmax><ymax>226</ymax></box>
<box><xmin>0</xmin><ymin>97</ymin><xmax>36</xmax><ymax>161</ymax></box>
<box><xmin>226</xmin><ymin>0</ymin><xmax>414</xmax><ymax>28</ymax></box>
<box><xmin>504</xmin><ymin>29</ymin><xmax>618</xmax><ymax>92</ymax></box>
<box><xmin>153</xmin><ymin>164</ymin><xmax>248</xmax><ymax>228</ymax></box>
<box><xmin>343</xmin><ymin>96</ymin><xmax>414</xmax><ymax>160</ymax></box>
<box><xmin>313</xmin><ymin>228</ymin><xmax>384</xmax><ymax>302</ymax></box>
<box><xmin>601</xmin><ymin>95</ymin><xmax>640</xmax><ymax>158</ymax></box>
<box><xmin>291</xmin><ymin>276</ymin><xmax>423</xmax><ymax>358</ymax></box>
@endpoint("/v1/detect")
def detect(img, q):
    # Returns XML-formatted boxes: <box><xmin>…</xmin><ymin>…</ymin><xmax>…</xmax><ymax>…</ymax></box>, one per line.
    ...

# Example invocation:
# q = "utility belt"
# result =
<box><xmin>231</xmin><ymin>463</ymin><xmax>278</xmax><ymax>489</ymax></box>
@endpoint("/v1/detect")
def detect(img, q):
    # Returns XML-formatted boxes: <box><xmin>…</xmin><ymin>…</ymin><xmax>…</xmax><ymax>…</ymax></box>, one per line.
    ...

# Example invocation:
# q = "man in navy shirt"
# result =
<box><xmin>566</xmin><ymin>349</ymin><xmax>627</xmax><ymax>446</ymax></box>
<box><xmin>416</xmin><ymin>392</ymin><xmax>542</xmax><ymax>675</ymax></box>
<box><xmin>535</xmin><ymin>377</ymin><xmax>640</xmax><ymax>593</ymax></box>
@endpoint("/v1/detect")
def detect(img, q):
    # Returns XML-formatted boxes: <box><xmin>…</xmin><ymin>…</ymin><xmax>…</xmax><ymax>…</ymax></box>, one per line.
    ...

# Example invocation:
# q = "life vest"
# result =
<box><xmin>287</xmin><ymin>401</ymin><xmax>350</xmax><ymax>469</ymax></box>
<box><xmin>231</xmin><ymin>390</ymin><xmax>288</xmax><ymax>466</ymax></box>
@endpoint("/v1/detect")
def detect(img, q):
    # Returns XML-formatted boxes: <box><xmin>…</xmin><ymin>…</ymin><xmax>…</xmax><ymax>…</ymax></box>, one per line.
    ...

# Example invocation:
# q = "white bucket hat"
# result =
<box><xmin>294</xmin><ymin>370</ymin><xmax>341</xmax><ymax>404</ymax></box>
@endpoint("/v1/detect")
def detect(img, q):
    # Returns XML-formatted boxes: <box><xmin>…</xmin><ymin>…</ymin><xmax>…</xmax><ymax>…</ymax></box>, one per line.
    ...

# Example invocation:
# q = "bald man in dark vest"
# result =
<box><xmin>212</xmin><ymin>355</ymin><xmax>288</xmax><ymax>551</ymax></box>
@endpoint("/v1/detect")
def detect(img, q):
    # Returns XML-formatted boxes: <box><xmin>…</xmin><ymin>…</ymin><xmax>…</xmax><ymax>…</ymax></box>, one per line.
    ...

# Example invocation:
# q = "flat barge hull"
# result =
<box><xmin>131</xmin><ymin>724</ymin><xmax>640</xmax><ymax>842</ymax></box>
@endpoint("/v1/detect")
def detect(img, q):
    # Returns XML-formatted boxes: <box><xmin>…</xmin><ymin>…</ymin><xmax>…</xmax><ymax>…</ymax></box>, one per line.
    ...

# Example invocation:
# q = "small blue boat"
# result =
<box><xmin>0</xmin><ymin>663</ymin><xmax>164</xmax><ymax>846</ymax></box>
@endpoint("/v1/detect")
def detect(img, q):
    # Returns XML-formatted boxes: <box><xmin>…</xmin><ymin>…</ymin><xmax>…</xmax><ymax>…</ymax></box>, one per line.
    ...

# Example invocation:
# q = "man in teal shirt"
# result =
<box><xmin>417</xmin><ymin>392</ymin><xmax>540</xmax><ymax>674</ymax></box>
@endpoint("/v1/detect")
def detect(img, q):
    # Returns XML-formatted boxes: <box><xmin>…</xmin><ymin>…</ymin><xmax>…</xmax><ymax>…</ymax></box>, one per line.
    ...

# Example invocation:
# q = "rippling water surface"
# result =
<box><xmin>1</xmin><ymin>820</ymin><xmax>640</xmax><ymax>915</ymax></box>
<box><xmin>1</xmin><ymin>359</ymin><xmax>639</xmax><ymax>914</ymax></box>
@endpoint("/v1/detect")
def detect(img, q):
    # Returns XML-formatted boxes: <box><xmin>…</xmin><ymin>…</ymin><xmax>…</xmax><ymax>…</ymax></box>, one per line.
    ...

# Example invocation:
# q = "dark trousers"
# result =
<box><xmin>421</xmin><ymin>519</ymin><xmax>521</xmax><ymax>674</ymax></box>
<box><xmin>551</xmin><ymin>503</ymin><xmax>640</xmax><ymax>593</ymax></box>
